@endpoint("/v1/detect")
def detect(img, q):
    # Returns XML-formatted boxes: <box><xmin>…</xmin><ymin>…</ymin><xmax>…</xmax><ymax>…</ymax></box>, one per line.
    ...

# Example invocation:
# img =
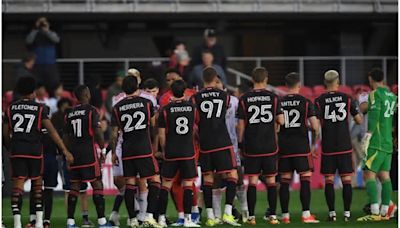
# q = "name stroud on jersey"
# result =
<box><xmin>119</xmin><ymin>103</ymin><xmax>145</xmax><ymax>111</ymax></box>
<box><xmin>247</xmin><ymin>96</ymin><xmax>271</xmax><ymax>103</ymax></box>
<box><xmin>170</xmin><ymin>106</ymin><xmax>193</xmax><ymax>113</ymax></box>
<box><xmin>11</xmin><ymin>104</ymin><xmax>38</xmax><ymax>111</ymax></box>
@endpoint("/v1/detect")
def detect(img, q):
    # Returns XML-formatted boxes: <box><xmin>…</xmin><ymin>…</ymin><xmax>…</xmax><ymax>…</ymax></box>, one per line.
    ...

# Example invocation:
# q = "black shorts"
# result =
<box><xmin>161</xmin><ymin>159</ymin><xmax>197</xmax><ymax>180</ymax></box>
<box><xmin>69</xmin><ymin>163</ymin><xmax>101</xmax><ymax>182</ymax></box>
<box><xmin>200</xmin><ymin>148</ymin><xmax>237</xmax><ymax>174</ymax></box>
<box><xmin>43</xmin><ymin>153</ymin><xmax>59</xmax><ymax>188</ymax></box>
<box><xmin>321</xmin><ymin>153</ymin><xmax>354</xmax><ymax>176</ymax></box>
<box><xmin>244</xmin><ymin>154</ymin><xmax>277</xmax><ymax>176</ymax></box>
<box><xmin>279</xmin><ymin>155</ymin><xmax>313</xmax><ymax>174</ymax></box>
<box><xmin>10</xmin><ymin>157</ymin><xmax>43</xmax><ymax>180</ymax></box>
<box><xmin>123</xmin><ymin>156</ymin><xmax>159</xmax><ymax>179</ymax></box>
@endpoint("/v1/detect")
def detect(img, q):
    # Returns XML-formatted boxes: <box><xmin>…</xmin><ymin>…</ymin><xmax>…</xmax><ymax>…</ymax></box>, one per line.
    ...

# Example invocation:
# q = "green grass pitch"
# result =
<box><xmin>2</xmin><ymin>189</ymin><xmax>398</xmax><ymax>227</ymax></box>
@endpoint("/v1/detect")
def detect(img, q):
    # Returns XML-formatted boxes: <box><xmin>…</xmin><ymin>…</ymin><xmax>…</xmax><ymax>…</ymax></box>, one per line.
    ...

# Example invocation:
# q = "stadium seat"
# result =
<box><xmin>338</xmin><ymin>85</ymin><xmax>353</xmax><ymax>96</ymax></box>
<box><xmin>299</xmin><ymin>86</ymin><xmax>314</xmax><ymax>99</ymax></box>
<box><xmin>352</xmin><ymin>84</ymin><xmax>371</xmax><ymax>93</ymax></box>
<box><xmin>391</xmin><ymin>84</ymin><xmax>398</xmax><ymax>95</ymax></box>
<box><xmin>313</xmin><ymin>85</ymin><xmax>325</xmax><ymax>97</ymax></box>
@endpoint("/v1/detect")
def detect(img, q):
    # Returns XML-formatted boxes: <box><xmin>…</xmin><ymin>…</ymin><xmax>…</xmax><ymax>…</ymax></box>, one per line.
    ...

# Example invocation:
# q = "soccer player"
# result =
<box><xmin>315</xmin><ymin>70</ymin><xmax>363</xmax><ymax>221</ymax></box>
<box><xmin>3</xmin><ymin>77</ymin><xmax>73</xmax><ymax>228</ymax></box>
<box><xmin>237</xmin><ymin>67</ymin><xmax>283</xmax><ymax>225</ymax></box>
<box><xmin>357</xmin><ymin>68</ymin><xmax>397</xmax><ymax>221</ymax></box>
<box><xmin>110</xmin><ymin>76</ymin><xmax>161</xmax><ymax>228</ymax></box>
<box><xmin>191</xmin><ymin>67</ymin><xmax>240</xmax><ymax>226</ymax></box>
<box><xmin>278</xmin><ymin>72</ymin><xmax>320</xmax><ymax>224</ymax></box>
<box><xmin>157</xmin><ymin>80</ymin><xmax>200</xmax><ymax>228</ymax></box>
<box><xmin>63</xmin><ymin>85</ymin><xmax>109</xmax><ymax>228</ymax></box>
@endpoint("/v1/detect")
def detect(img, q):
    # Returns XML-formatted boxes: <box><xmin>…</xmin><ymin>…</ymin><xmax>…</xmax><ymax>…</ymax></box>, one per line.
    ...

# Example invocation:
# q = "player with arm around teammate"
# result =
<box><xmin>315</xmin><ymin>70</ymin><xmax>363</xmax><ymax>222</ymax></box>
<box><xmin>237</xmin><ymin>67</ymin><xmax>284</xmax><ymax>225</ymax></box>
<box><xmin>2</xmin><ymin>77</ymin><xmax>73</xmax><ymax>228</ymax></box>
<box><xmin>63</xmin><ymin>85</ymin><xmax>110</xmax><ymax>228</ymax></box>
<box><xmin>277</xmin><ymin>73</ymin><xmax>320</xmax><ymax>224</ymax></box>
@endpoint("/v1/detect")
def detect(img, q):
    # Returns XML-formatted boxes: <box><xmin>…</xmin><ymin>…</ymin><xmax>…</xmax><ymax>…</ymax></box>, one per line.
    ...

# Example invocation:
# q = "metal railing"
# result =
<box><xmin>2</xmin><ymin>56</ymin><xmax>397</xmax><ymax>92</ymax></box>
<box><xmin>3</xmin><ymin>0</ymin><xmax>397</xmax><ymax>13</ymax></box>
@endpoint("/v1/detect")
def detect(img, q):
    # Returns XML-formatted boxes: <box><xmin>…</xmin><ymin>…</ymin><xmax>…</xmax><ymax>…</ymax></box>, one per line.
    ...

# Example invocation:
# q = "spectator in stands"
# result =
<box><xmin>13</xmin><ymin>53</ymin><xmax>36</xmax><ymax>101</ymax></box>
<box><xmin>174</xmin><ymin>50</ymin><xmax>191</xmax><ymax>82</ymax></box>
<box><xmin>87</xmin><ymin>75</ymin><xmax>103</xmax><ymax>109</ymax></box>
<box><xmin>189</xmin><ymin>50</ymin><xmax>226</xmax><ymax>88</ymax></box>
<box><xmin>105</xmin><ymin>70</ymin><xmax>125</xmax><ymax>113</ymax></box>
<box><xmin>26</xmin><ymin>17</ymin><xmax>61</xmax><ymax>95</ymax></box>
<box><xmin>169</xmin><ymin>40</ymin><xmax>187</xmax><ymax>68</ymax></box>
<box><xmin>191</xmin><ymin>28</ymin><xmax>226</xmax><ymax>70</ymax></box>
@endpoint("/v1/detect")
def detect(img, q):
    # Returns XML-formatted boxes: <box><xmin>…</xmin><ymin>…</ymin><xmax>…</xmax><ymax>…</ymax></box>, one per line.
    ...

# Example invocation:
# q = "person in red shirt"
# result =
<box><xmin>159</xmin><ymin>69</ymin><xmax>196</xmax><ymax>108</ymax></box>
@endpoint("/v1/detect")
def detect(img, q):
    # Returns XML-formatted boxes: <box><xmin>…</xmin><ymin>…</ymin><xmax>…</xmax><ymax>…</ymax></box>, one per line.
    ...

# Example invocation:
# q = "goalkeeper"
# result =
<box><xmin>358</xmin><ymin>68</ymin><xmax>397</xmax><ymax>221</ymax></box>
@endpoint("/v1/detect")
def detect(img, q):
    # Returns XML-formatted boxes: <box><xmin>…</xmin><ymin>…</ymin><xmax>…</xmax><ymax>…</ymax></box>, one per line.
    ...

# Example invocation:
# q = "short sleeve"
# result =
<box><xmin>349</xmin><ymin>97</ymin><xmax>360</xmax><ymax>117</ymax></box>
<box><xmin>92</xmin><ymin>108</ymin><xmax>101</xmax><ymax>129</ymax></box>
<box><xmin>275</xmin><ymin>96</ymin><xmax>283</xmax><ymax>115</ymax></box>
<box><xmin>42</xmin><ymin>105</ymin><xmax>50</xmax><ymax>120</ymax></box>
<box><xmin>158</xmin><ymin>108</ymin><xmax>166</xmax><ymax>128</ymax></box>
<box><xmin>111</xmin><ymin>107</ymin><xmax>119</xmax><ymax>127</ymax></box>
<box><xmin>236</xmin><ymin>98</ymin><xmax>246</xmax><ymax>120</ymax></box>
<box><xmin>307</xmin><ymin>100</ymin><xmax>317</xmax><ymax>118</ymax></box>
<box><xmin>314</xmin><ymin>98</ymin><xmax>321</xmax><ymax>118</ymax></box>
<box><xmin>63</xmin><ymin>113</ymin><xmax>72</xmax><ymax>135</ymax></box>
<box><xmin>149</xmin><ymin>101</ymin><xmax>155</xmax><ymax>118</ymax></box>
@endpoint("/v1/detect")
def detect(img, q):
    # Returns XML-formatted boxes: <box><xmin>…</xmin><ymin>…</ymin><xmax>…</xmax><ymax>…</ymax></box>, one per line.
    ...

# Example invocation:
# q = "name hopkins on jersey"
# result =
<box><xmin>11</xmin><ymin>104</ymin><xmax>39</xmax><ymax>111</ymax></box>
<box><xmin>170</xmin><ymin>106</ymin><xmax>193</xmax><ymax>113</ymax></box>
<box><xmin>118</xmin><ymin>102</ymin><xmax>145</xmax><ymax>111</ymax></box>
<box><xmin>247</xmin><ymin>95</ymin><xmax>271</xmax><ymax>103</ymax></box>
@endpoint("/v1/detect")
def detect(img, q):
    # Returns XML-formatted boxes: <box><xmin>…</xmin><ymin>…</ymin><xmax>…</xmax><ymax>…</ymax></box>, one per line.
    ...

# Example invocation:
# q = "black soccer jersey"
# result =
<box><xmin>158</xmin><ymin>100</ymin><xmax>198</xmax><ymax>160</ymax></box>
<box><xmin>237</xmin><ymin>89</ymin><xmax>282</xmax><ymax>156</ymax></box>
<box><xmin>278</xmin><ymin>94</ymin><xmax>316</xmax><ymax>157</ymax></box>
<box><xmin>111</xmin><ymin>95</ymin><xmax>155</xmax><ymax>160</ymax></box>
<box><xmin>5</xmin><ymin>99</ymin><xmax>50</xmax><ymax>158</ymax></box>
<box><xmin>315</xmin><ymin>91</ymin><xmax>359</xmax><ymax>155</ymax></box>
<box><xmin>191</xmin><ymin>87</ymin><xmax>232</xmax><ymax>152</ymax></box>
<box><xmin>64</xmin><ymin>104</ymin><xmax>101</xmax><ymax>167</ymax></box>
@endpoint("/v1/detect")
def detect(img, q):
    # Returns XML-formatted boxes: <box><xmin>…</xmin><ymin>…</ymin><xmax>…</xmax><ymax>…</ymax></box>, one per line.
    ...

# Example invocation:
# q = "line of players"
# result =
<box><xmin>4</xmin><ymin>65</ymin><xmax>395</xmax><ymax>228</ymax></box>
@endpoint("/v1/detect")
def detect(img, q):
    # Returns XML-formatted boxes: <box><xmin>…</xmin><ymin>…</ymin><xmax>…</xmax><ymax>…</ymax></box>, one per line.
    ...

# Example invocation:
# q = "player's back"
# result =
<box><xmin>279</xmin><ymin>94</ymin><xmax>314</xmax><ymax>156</ymax></box>
<box><xmin>315</xmin><ymin>91</ymin><xmax>358</xmax><ymax>154</ymax></box>
<box><xmin>192</xmin><ymin>87</ymin><xmax>232</xmax><ymax>152</ymax></box>
<box><xmin>6</xmin><ymin>99</ymin><xmax>49</xmax><ymax>158</ymax></box>
<box><xmin>112</xmin><ymin>95</ymin><xmax>154</xmax><ymax>159</ymax></box>
<box><xmin>238</xmin><ymin>89</ymin><xmax>280</xmax><ymax>156</ymax></box>
<box><xmin>369</xmin><ymin>87</ymin><xmax>397</xmax><ymax>153</ymax></box>
<box><xmin>159</xmin><ymin>100</ymin><xmax>197</xmax><ymax>160</ymax></box>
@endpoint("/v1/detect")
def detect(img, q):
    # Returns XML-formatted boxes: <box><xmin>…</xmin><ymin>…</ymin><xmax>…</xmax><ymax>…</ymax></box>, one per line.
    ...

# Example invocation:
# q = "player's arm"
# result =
<box><xmin>158</xmin><ymin>128</ymin><xmax>166</xmax><ymax>155</ymax></box>
<box><xmin>157</xmin><ymin>108</ymin><xmax>167</xmax><ymax>156</ymax></box>
<box><xmin>362</xmin><ymin>91</ymin><xmax>381</xmax><ymax>152</ymax></box>
<box><xmin>110</xmin><ymin>108</ymin><xmax>120</xmax><ymax>165</ymax></box>
<box><xmin>307</xmin><ymin>101</ymin><xmax>320</xmax><ymax>157</ymax></box>
<box><xmin>43</xmin><ymin>119</ymin><xmax>73</xmax><ymax>163</ymax></box>
<box><xmin>236</xmin><ymin>99</ymin><xmax>246</xmax><ymax>150</ymax></box>
<box><xmin>92</xmin><ymin>110</ymin><xmax>106</xmax><ymax>162</ymax></box>
<box><xmin>349</xmin><ymin>97</ymin><xmax>363</xmax><ymax>125</ymax></box>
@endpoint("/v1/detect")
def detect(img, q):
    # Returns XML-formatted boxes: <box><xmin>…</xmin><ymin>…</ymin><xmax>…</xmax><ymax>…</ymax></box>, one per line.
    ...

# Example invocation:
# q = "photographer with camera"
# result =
<box><xmin>26</xmin><ymin>17</ymin><xmax>61</xmax><ymax>97</ymax></box>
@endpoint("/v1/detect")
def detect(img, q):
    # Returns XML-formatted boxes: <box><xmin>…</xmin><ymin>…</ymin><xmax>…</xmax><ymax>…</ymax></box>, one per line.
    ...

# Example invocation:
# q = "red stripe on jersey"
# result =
<box><xmin>38</xmin><ymin>106</ymin><xmax>43</xmax><ymax>131</ymax></box>
<box><xmin>147</xmin><ymin>103</ymin><xmax>151</xmax><ymax>125</ymax></box>
<box><xmin>226</xmin><ymin>94</ymin><xmax>230</xmax><ymax>109</ymax></box>
<box><xmin>69</xmin><ymin>162</ymin><xmax>97</xmax><ymax>169</ymax></box>
<box><xmin>229</xmin><ymin>147</ymin><xmax>237</xmax><ymax>168</ymax></box>
<box><xmin>163</xmin><ymin>155</ymin><xmax>196</xmax><ymax>162</ymax></box>
<box><xmin>279</xmin><ymin>152</ymin><xmax>311</xmax><ymax>158</ymax></box>
<box><xmin>243</xmin><ymin>150</ymin><xmax>278</xmax><ymax>157</ymax></box>
<box><xmin>163</xmin><ymin>109</ymin><xmax>168</xmax><ymax>134</ymax></box>
<box><xmin>200</xmin><ymin>145</ymin><xmax>234</xmax><ymax>153</ymax></box>
<box><xmin>122</xmin><ymin>153</ymin><xmax>153</xmax><ymax>160</ymax></box>
<box><xmin>7</xmin><ymin>107</ymin><xmax>12</xmax><ymax>131</ymax></box>
<box><xmin>315</xmin><ymin>101</ymin><xmax>323</xmax><ymax>126</ymax></box>
<box><xmin>88</xmin><ymin>110</ymin><xmax>94</xmax><ymax>136</ymax></box>
<box><xmin>304</xmin><ymin>101</ymin><xmax>309</xmax><ymax>127</ymax></box>
<box><xmin>10</xmin><ymin>155</ymin><xmax>43</xmax><ymax>159</ymax></box>
<box><xmin>152</xmin><ymin>155</ymin><xmax>159</xmax><ymax>173</ymax></box>
<box><xmin>321</xmin><ymin>149</ymin><xmax>353</xmax><ymax>156</ymax></box>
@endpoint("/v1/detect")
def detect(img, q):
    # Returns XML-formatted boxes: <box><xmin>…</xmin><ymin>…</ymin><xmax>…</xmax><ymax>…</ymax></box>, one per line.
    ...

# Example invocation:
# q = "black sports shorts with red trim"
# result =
<box><xmin>200</xmin><ymin>148</ymin><xmax>237</xmax><ymax>174</ymax></box>
<box><xmin>70</xmin><ymin>162</ymin><xmax>101</xmax><ymax>182</ymax></box>
<box><xmin>321</xmin><ymin>153</ymin><xmax>354</xmax><ymax>176</ymax></box>
<box><xmin>11</xmin><ymin>157</ymin><xmax>43</xmax><ymax>180</ymax></box>
<box><xmin>123</xmin><ymin>156</ymin><xmax>159</xmax><ymax>179</ymax></box>
<box><xmin>244</xmin><ymin>154</ymin><xmax>277</xmax><ymax>176</ymax></box>
<box><xmin>161</xmin><ymin>159</ymin><xmax>197</xmax><ymax>180</ymax></box>
<box><xmin>278</xmin><ymin>155</ymin><xmax>313</xmax><ymax>173</ymax></box>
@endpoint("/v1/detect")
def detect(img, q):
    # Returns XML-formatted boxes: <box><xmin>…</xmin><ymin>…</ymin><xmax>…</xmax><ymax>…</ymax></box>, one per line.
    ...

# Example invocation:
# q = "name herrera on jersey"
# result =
<box><xmin>68</xmin><ymin>110</ymin><xmax>86</xmax><ymax>118</ymax></box>
<box><xmin>170</xmin><ymin>106</ymin><xmax>193</xmax><ymax>113</ymax></box>
<box><xmin>11</xmin><ymin>104</ymin><xmax>38</xmax><ymax>111</ymax></box>
<box><xmin>247</xmin><ymin>96</ymin><xmax>271</xmax><ymax>103</ymax></box>
<box><xmin>325</xmin><ymin>96</ymin><xmax>343</xmax><ymax>103</ymax></box>
<box><xmin>119</xmin><ymin>102</ymin><xmax>145</xmax><ymax>111</ymax></box>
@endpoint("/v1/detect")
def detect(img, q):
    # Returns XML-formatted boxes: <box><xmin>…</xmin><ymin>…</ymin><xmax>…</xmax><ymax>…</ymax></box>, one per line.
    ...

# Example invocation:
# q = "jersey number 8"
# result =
<box><xmin>176</xmin><ymin>117</ymin><xmax>189</xmax><ymax>135</ymax></box>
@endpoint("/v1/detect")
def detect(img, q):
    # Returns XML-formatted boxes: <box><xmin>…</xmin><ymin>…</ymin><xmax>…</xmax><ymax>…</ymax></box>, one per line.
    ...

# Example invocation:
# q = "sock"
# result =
<box><xmin>82</xmin><ymin>210</ymin><xmax>89</xmax><ymax>222</ymax></box>
<box><xmin>192</xmin><ymin>206</ymin><xmax>199</xmax><ymax>213</ymax></box>
<box><xmin>43</xmin><ymin>189</ymin><xmax>53</xmax><ymax>221</ymax></box>
<box><xmin>192</xmin><ymin>183</ymin><xmax>198</xmax><ymax>207</ymax></box>
<box><xmin>206</xmin><ymin>208</ymin><xmax>215</xmax><ymax>220</ymax></box>
<box><xmin>236</xmin><ymin>185</ymin><xmax>248</xmax><ymax>212</ymax></box>
<box><xmin>13</xmin><ymin>214</ymin><xmax>21</xmax><ymax>228</ymax></box>
<box><xmin>112</xmin><ymin>193</ymin><xmax>124</xmax><ymax>213</ymax></box>
<box><xmin>366</xmin><ymin>179</ymin><xmax>378</xmax><ymax>206</ymax></box>
<box><xmin>224</xmin><ymin>204</ymin><xmax>233</xmax><ymax>216</ymax></box>
<box><xmin>324</xmin><ymin>179</ymin><xmax>335</xmax><ymax>212</ymax></box>
<box><xmin>279</xmin><ymin>178</ymin><xmax>291</xmax><ymax>214</ymax></box>
<box><xmin>98</xmin><ymin>217</ymin><xmax>106</xmax><ymax>226</ymax></box>
<box><xmin>267</xmin><ymin>183</ymin><xmax>277</xmax><ymax>216</ymax></box>
<box><xmin>371</xmin><ymin>203</ymin><xmax>380</xmax><ymax>215</ymax></box>
<box><xmin>212</xmin><ymin>189</ymin><xmax>222</xmax><ymax>218</ymax></box>
<box><xmin>29</xmin><ymin>190</ymin><xmax>35</xmax><ymax>222</ymax></box>
<box><xmin>183</xmin><ymin>186</ymin><xmax>193</xmax><ymax>215</ymax></box>
<box><xmin>329</xmin><ymin>211</ymin><xmax>337</xmax><ymax>217</ymax></box>
<box><xmin>11</xmin><ymin>187</ymin><xmax>23</xmax><ymax>216</ymax></box>
<box><xmin>67</xmin><ymin>218</ymin><xmax>75</xmax><ymax>225</ymax></box>
<box><xmin>247</xmin><ymin>184</ymin><xmax>256</xmax><ymax>216</ymax></box>
<box><xmin>344</xmin><ymin>211</ymin><xmax>350</xmax><ymax>218</ymax></box>
<box><xmin>381</xmin><ymin>205</ymin><xmax>390</xmax><ymax>216</ymax></box>
<box><xmin>342</xmin><ymin>180</ymin><xmax>352</xmax><ymax>212</ymax></box>
<box><xmin>202</xmin><ymin>182</ymin><xmax>213</xmax><ymax>209</ymax></box>
<box><xmin>225</xmin><ymin>178</ymin><xmax>237</xmax><ymax>206</ymax></box>
<box><xmin>93</xmin><ymin>189</ymin><xmax>106</xmax><ymax>219</ymax></box>
<box><xmin>300</xmin><ymin>177</ymin><xmax>311</xmax><ymax>211</ymax></box>
<box><xmin>381</xmin><ymin>180</ymin><xmax>392</xmax><ymax>206</ymax></box>
<box><xmin>147</xmin><ymin>182</ymin><xmax>160</xmax><ymax>214</ymax></box>
<box><xmin>139</xmin><ymin>190</ymin><xmax>149</xmax><ymax>216</ymax></box>
<box><xmin>172</xmin><ymin>181</ymin><xmax>184</xmax><ymax>214</ymax></box>
<box><xmin>33</xmin><ymin>184</ymin><xmax>43</xmax><ymax>225</ymax></box>
<box><xmin>302</xmin><ymin>210</ymin><xmax>311</xmax><ymax>217</ymax></box>
<box><xmin>158</xmin><ymin>187</ymin><xmax>170</xmax><ymax>216</ymax></box>
<box><xmin>125</xmin><ymin>184</ymin><xmax>138</xmax><ymax>219</ymax></box>
<box><xmin>67</xmin><ymin>190</ymin><xmax>79</xmax><ymax>219</ymax></box>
